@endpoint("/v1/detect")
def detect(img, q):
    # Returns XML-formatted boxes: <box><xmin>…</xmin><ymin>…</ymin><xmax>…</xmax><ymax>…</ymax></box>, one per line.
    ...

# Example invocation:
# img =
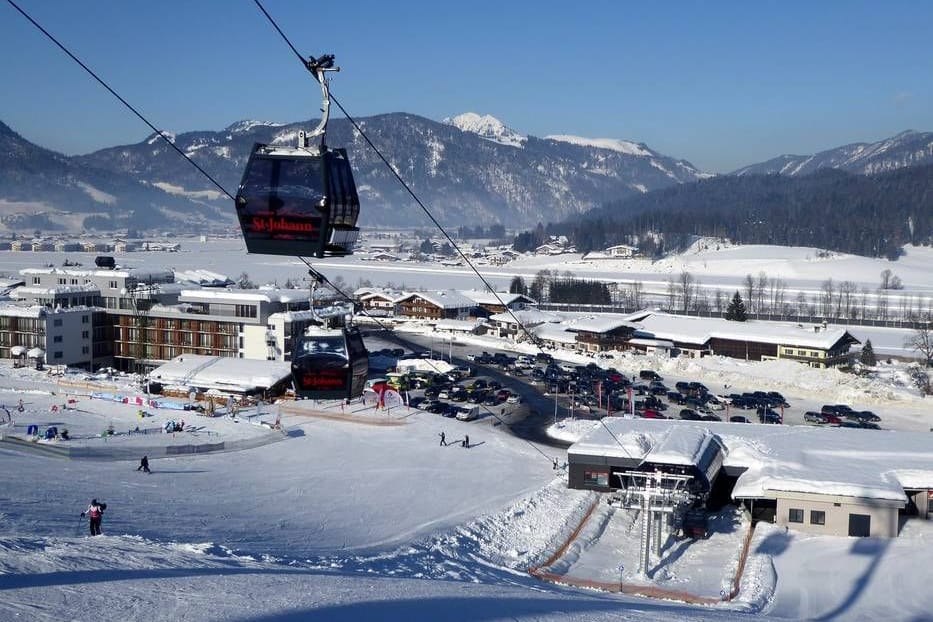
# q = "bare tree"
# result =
<box><xmin>795</xmin><ymin>291</ymin><xmax>807</xmax><ymax>318</ymax></box>
<box><xmin>839</xmin><ymin>281</ymin><xmax>858</xmax><ymax>318</ymax></box>
<box><xmin>631</xmin><ymin>281</ymin><xmax>644</xmax><ymax>310</ymax></box>
<box><xmin>880</xmin><ymin>269</ymin><xmax>893</xmax><ymax>290</ymax></box>
<box><xmin>756</xmin><ymin>271</ymin><xmax>768</xmax><ymax>315</ymax></box>
<box><xmin>820</xmin><ymin>278</ymin><xmax>835</xmax><ymax>317</ymax></box>
<box><xmin>714</xmin><ymin>290</ymin><xmax>725</xmax><ymax>314</ymax></box>
<box><xmin>876</xmin><ymin>288</ymin><xmax>889</xmax><ymax>321</ymax></box>
<box><xmin>679</xmin><ymin>271</ymin><xmax>696</xmax><ymax>313</ymax></box>
<box><xmin>666</xmin><ymin>276</ymin><xmax>679</xmax><ymax>311</ymax></box>
<box><xmin>905</xmin><ymin>325</ymin><xmax>933</xmax><ymax>367</ymax></box>
<box><xmin>744</xmin><ymin>274</ymin><xmax>755</xmax><ymax>314</ymax></box>
<box><xmin>770</xmin><ymin>278</ymin><xmax>787</xmax><ymax>317</ymax></box>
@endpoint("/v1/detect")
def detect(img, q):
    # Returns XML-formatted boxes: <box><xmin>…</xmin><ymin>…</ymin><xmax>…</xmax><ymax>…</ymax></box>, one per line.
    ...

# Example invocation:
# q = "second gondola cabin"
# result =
<box><xmin>291</xmin><ymin>325</ymin><xmax>369</xmax><ymax>400</ymax></box>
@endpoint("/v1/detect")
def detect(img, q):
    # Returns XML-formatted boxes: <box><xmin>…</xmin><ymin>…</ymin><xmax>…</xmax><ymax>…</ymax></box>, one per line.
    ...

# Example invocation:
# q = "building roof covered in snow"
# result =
<box><xmin>570</xmin><ymin>417</ymin><xmax>933</xmax><ymax>503</ymax></box>
<box><xmin>178</xmin><ymin>288</ymin><xmax>309</xmax><ymax>304</ymax></box>
<box><xmin>458</xmin><ymin>290</ymin><xmax>536</xmax><ymax>307</ymax></box>
<box><xmin>396</xmin><ymin>290</ymin><xmax>476</xmax><ymax>309</ymax></box>
<box><xmin>634</xmin><ymin>313</ymin><xmax>859</xmax><ymax>350</ymax></box>
<box><xmin>149</xmin><ymin>355</ymin><xmax>292</xmax><ymax>393</ymax></box>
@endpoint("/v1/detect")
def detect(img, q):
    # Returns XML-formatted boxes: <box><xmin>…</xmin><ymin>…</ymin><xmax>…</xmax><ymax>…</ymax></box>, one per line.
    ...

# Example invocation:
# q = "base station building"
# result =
<box><xmin>569</xmin><ymin>417</ymin><xmax>933</xmax><ymax>538</ymax></box>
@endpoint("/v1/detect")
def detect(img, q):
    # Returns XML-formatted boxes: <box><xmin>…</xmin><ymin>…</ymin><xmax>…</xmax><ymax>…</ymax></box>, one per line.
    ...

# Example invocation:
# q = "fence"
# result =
<box><xmin>527</xmin><ymin>496</ymin><xmax>758</xmax><ymax>605</ymax></box>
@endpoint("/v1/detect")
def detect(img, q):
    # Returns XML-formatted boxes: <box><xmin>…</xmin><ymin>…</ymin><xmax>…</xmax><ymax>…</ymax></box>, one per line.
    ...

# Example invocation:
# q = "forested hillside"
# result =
<box><xmin>525</xmin><ymin>166</ymin><xmax>933</xmax><ymax>259</ymax></box>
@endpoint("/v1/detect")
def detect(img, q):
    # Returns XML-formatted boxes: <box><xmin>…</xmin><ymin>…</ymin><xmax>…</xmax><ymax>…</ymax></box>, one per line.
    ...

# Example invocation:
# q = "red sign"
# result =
<box><xmin>297</xmin><ymin>369</ymin><xmax>347</xmax><ymax>390</ymax></box>
<box><xmin>249</xmin><ymin>214</ymin><xmax>319</xmax><ymax>236</ymax></box>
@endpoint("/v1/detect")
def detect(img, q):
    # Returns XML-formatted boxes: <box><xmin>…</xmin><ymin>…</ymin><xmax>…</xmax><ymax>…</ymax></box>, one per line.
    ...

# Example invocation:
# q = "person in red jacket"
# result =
<box><xmin>81</xmin><ymin>499</ymin><xmax>106</xmax><ymax>536</ymax></box>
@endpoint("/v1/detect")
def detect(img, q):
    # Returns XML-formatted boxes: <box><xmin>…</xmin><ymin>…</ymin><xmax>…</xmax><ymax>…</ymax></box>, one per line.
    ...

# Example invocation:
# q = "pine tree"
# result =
<box><xmin>859</xmin><ymin>339</ymin><xmax>877</xmax><ymax>367</ymax></box>
<box><xmin>725</xmin><ymin>291</ymin><xmax>748</xmax><ymax>322</ymax></box>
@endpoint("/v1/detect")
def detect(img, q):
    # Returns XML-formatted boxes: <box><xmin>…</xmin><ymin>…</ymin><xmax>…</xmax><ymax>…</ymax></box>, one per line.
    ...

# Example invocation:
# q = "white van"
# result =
<box><xmin>455</xmin><ymin>405</ymin><xmax>479</xmax><ymax>421</ymax></box>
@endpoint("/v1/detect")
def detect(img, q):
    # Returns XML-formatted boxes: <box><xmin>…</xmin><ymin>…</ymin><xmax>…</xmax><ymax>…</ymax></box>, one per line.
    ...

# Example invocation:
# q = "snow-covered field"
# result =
<box><xmin>2</xmin><ymin>240</ymin><xmax>933</xmax><ymax>620</ymax></box>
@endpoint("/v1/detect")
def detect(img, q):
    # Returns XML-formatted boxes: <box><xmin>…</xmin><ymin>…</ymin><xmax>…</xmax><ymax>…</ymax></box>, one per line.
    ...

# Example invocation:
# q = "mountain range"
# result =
<box><xmin>0</xmin><ymin>113</ymin><xmax>706</xmax><ymax>233</ymax></box>
<box><xmin>1</xmin><ymin>115</ymin><xmax>931</xmax><ymax>236</ymax></box>
<box><xmin>733</xmin><ymin>130</ymin><xmax>933</xmax><ymax>176</ymax></box>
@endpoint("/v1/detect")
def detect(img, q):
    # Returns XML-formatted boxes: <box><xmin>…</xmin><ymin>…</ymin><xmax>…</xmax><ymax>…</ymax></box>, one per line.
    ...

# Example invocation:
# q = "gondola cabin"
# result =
<box><xmin>235</xmin><ymin>143</ymin><xmax>360</xmax><ymax>258</ymax></box>
<box><xmin>291</xmin><ymin>326</ymin><xmax>369</xmax><ymax>400</ymax></box>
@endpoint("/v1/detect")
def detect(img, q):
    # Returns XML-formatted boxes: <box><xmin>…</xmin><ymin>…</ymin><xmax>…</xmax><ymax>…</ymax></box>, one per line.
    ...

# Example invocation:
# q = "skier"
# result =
<box><xmin>137</xmin><ymin>455</ymin><xmax>151</xmax><ymax>473</ymax></box>
<box><xmin>81</xmin><ymin>499</ymin><xmax>107</xmax><ymax>536</ymax></box>
<box><xmin>462</xmin><ymin>434</ymin><xmax>469</xmax><ymax>448</ymax></box>
<box><xmin>439</xmin><ymin>431</ymin><xmax>446</xmax><ymax>446</ymax></box>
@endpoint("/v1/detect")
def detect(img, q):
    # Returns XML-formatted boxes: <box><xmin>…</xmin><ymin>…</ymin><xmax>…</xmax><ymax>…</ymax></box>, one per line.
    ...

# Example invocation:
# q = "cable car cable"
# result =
<box><xmin>251</xmin><ymin>0</ymin><xmax>545</xmax><ymax>352</ymax></box>
<box><xmin>298</xmin><ymin>257</ymin><xmax>562</xmax><ymax>464</ymax></box>
<box><xmin>253</xmin><ymin>2</ymin><xmax>632</xmax><ymax>462</ymax></box>
<box><xmin>8</xmin><ymin>0</ymin><xmax>622</xmax><ymax>463</ymax></box>
<box><xmin>5</xmin><ymin>0</ymin><xmax>235</xmax><ymax>204</ymax></box>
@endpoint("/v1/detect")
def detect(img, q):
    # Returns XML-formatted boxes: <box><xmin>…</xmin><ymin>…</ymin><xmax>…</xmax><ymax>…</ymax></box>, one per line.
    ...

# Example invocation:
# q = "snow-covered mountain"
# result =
<box><xmin>733</xmin><ymin>130</ymin><xmax>933</xmax><ymax>176</ymax></box>
<box><xmin>0</xmin><ymin>112</ymin><xmax>708</xmax><ymax>232</ymax></box>
<box><xmin>443</xmin><ymin>112</ymin><xmax>526</xmax><ymax>148</ymax></box>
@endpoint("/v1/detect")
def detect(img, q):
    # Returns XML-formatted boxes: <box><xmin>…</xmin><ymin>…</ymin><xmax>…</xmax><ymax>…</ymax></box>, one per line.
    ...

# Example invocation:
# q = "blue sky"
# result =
<box><xmin>2</xmin><ymin>0</ymin><xmax>931</xmax><ymax>172</ymax></box>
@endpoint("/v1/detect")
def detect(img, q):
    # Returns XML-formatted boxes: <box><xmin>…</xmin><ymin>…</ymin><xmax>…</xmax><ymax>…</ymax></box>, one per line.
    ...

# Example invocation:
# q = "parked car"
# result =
<box><xmin>759</xmin><ymin>409</ymin><xmax>782</xmax><ymax>424</ymax></box>
<box><xmin>822</xmin><ymin>413</ymin><xmax>843</xmax><ymax>425</ymax></box>
<box><xmin>640</xmin><ymin>409</ymin><xmax>667</xmax><ymax>419</ymax></box>
<box><xmin>455</xmin><ymin>405</ymin><xmax>480</xmax><ymax>421</ymax></box>
<box><xmin>804</xmin><ymin>411</ymin><xmax>826</xmax><ymax>424</ymax></box>
<box><xmin>700</xmin><ymin>414</ymin><xmax>722</xmax><ymax>422</ymax></box>
<box><xmin>639</xmin><ymin>370</ymin><xmax>663</xmax><ymax>381</ymax></box>
<box><xmin>505</xmin><ymin>394</ymin><xmax>522</xmax><ymax>404</ymax></box>
<box><xmin>729</xmin><ymin>415</ymin><xmax>751</xmax><ymax>423</ymax></box>
<box><xmin>859</xmin><ymin>421</ymin><xmax>882</xmax><ymax>430</ymax></box>
<box><xmin>855</xmin><ymin>410</ymin><xmax>881</xmax><ymax>423</ymax></box>
<box><xmin>667</xmin><ymin>391</ymin><xmax>687</xmax><ymax>405</ymax></box>
<box><xmin>679</xmin><ymin>409</ymin><xmax>702</xmax><ymax>421</ymax></box>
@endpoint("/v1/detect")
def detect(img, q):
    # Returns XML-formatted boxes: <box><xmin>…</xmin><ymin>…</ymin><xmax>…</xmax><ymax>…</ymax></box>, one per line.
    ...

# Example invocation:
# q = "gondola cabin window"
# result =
<box><xmin>298</xmin><ymin>335</ymin><xmax>347</xmax><ymax>356</ymax></box>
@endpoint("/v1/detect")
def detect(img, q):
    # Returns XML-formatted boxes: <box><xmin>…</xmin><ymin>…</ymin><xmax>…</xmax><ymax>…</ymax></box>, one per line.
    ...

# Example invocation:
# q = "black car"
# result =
<box><xmin>855</xmin><ymin>410</ymin><xmax>881</xmax><ymax>422</ymax></box>
<box><xmin>759</xmin><ymin>409</ymin><xmax>782</xmax><ymax>424</ymax></box>
<box><xmin>679</xmin><ymin>409</ymin><xmax>702</xmax><ymax>421</ymax></box>
<box><xmin>667</xmin><ymin>391</ymin><xmax>687</xmax><ymax>405</ymax></box>
<box><xmin>639</xmin><ymin>370</ymin><xmax>663</xmax><ymax>381</ymax></box>
<box><xmin>729</xmin><ymin>415</ymin><xmax>751</xmax><ymax>423</ymax></box>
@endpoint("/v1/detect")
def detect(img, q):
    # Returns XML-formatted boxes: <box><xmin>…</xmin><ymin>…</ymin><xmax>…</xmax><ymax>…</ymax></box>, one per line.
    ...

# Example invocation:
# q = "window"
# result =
<box><xmin>810</xmin><ymin>510</ymin><xmax>826</xmax><ymax>525</ymax></box>
<box><xmin>583</xmin><ymin>471</ymin><xmax>609</xmax><ymax>487</ymax></box>
<box><xmin>81</xmin><ymin>346</ymin><xmax>89</xmax><ymax>354</ymax></box>
<box><xmin>32</xmin><ymin>277</ymin><xmax>40</xmax><ymax>285</ymax></box>
<box><xmin>788</xmin><ymin>508</ymin><xmax>804</xmax><ymax>523</ymax></box>
<box><xmin>110</xmin><ymin>280</ymin><xmax>118</xmax><ymax>289</ymax></box>
<box><xmin>82</xmin><ymin>315</ymin><xmax>89</xmax><ymax>324</ymax></box>
<box><xmin>82</xmin><ymin>330</ymin><xmax>89</xmax><ymax>339</ymax></box>
<box><xmin>53</xmin><ymin>335</ymin><xmax>63</xmax><ymax>343</ymax></box>
<box><xmin>58</xmin><ymin>278</ymin><xmax>66</xmax><ymax>285</ymax></box>
<box><xmin>53</xmin><ymin>319</ymin><xmax>63</xmax><ymax>327</ymax></box>
<box><xmin>53</xmin><ymin>351</ymin><xmax>63</xmax><ymax>359</ymax></box>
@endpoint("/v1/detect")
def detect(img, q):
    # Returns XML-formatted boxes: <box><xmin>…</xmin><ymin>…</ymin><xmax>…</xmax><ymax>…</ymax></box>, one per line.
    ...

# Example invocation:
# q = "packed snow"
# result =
<box><xmin>1</xmin><ymin>239</ymin><xmax>933</xmax><ymax>620</ymax></box>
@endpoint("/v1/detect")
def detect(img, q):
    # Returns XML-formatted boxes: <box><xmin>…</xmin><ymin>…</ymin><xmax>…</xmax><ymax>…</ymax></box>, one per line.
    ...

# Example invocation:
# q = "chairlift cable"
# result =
<box><xmin>5</xmin><ymin>0</ymin><xmax>235</xmax><ymax>203</ymax></box>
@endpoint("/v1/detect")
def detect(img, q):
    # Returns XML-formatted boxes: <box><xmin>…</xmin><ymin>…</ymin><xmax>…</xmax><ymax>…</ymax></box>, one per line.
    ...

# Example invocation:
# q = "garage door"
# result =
<box><xmin>848</xmin><ymin>513</ymin><xmax>871</xmax><ymax>537</ymax></box>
